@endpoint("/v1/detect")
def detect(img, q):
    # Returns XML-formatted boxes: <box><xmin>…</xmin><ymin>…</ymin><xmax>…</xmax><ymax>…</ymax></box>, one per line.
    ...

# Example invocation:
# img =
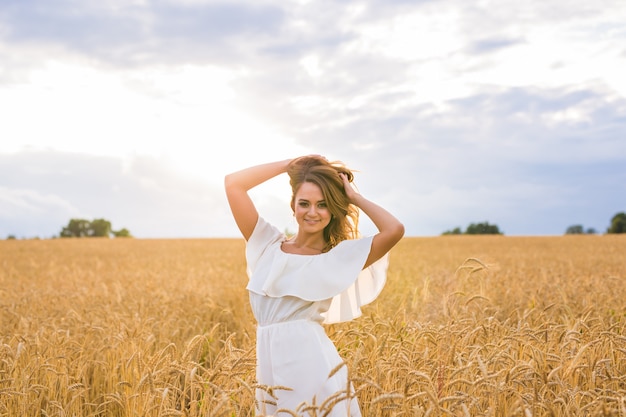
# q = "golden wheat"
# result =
<box><xmin>1</xmin><ymin>235</ymin><xmax>625</xmax><ymax>416</ymax></box>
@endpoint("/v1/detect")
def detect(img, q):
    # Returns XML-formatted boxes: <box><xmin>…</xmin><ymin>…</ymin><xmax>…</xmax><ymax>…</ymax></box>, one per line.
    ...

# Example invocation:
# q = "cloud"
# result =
<box><xmin>1</xmin><ymin>1</ymin><xmax>145</xmax><ymax>49</ymax></box>
<box><xmin>467</xmin><ymin>37</ymin><xmax>525</xmax><ymax>55</ymax></box>
<box><xmin>285</xmin><ymin>83</ymin><xmax>626</xmax><ymax>163</ymax></box>
<box><xmin>271</xmin><ymin>83</ymin><xmax>626</xmax><ymax>235</ymax></box>
<box><xmin>0</xmin><ymin>0</ymin><xmax>286</xmax><ymax>66</ymax></box>
<box><xmin>0</xmin><ymin>186</ymin><xmax>79</xmax><ymax>238</ymax></box>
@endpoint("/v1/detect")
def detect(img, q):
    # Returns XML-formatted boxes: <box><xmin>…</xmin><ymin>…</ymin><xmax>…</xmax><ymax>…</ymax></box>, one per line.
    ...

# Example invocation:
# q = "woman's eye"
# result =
<box><xmin>299</xmin><ymin>202</ymin><xmax>309</xmax><ymax>207</ymax></box>
<box><xmin>318</xmin><ymin>203</ymin><xmax>327</xmax><ymax>208</ymax></box>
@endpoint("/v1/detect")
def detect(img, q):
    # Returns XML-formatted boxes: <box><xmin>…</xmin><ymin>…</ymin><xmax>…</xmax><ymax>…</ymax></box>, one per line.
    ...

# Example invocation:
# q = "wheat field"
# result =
<box><xmin>1</xmin><ymin>235</ymin><xmax>625</xmax><ymax>416</ymax></box>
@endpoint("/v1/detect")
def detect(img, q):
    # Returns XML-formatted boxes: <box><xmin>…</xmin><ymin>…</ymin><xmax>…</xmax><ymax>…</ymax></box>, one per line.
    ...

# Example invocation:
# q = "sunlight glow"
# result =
<box><xmin>1</xmin><ymin>60</ymin><xmax>309</xmax><ymax>182</ymax></box>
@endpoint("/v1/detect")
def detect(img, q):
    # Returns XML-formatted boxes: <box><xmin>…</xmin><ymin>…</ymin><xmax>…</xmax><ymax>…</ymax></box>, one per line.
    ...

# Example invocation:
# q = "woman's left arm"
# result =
<box><xmin>339</xmin><ymin>173</ymin><xmax>405</xmax><ymax>268</ymax></box>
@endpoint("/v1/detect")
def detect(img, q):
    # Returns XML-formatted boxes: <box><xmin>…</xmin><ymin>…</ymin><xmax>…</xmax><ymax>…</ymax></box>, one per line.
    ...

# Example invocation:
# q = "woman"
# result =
<box><xmin>224</xmin><ymin>155</ymin><xmax>404</xmax><ymax>416</ymax></box>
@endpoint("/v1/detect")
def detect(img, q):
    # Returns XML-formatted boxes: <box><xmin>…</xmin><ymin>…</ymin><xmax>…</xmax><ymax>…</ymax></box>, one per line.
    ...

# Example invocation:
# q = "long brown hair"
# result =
<box><xmin>287</xmin><ymin>156</ymin><xmax>360</xmax><ymax>252</ymax></box>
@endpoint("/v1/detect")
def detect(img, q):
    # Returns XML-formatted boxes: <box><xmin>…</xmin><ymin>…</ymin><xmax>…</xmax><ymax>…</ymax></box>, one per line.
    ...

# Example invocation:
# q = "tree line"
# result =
<box><xmin>442</xmin><ymin>221</ymin><xmax>503</xmax><ymax>235</ymax></box>
<box><xmin>565</xmin><ymin>212</ymin><xmax>626</xmax><ymax>235</ymax></box>
<box><xmin>5</xmin><ymin>218</ymin><xmax>132</xmax><ymax>240</ymax></box>
<box><xmin>442</xmin><ymin>212</ymin><xmax>626</xmax><ymax>235</ymax></box>
<box><xmin>59</xmin><ymin>218</ymin><xmax>132</xmax><ymax>238</ymax></box>
<box><xmin>5</xmin><ymin>212</ymin><xmax>625</xmax><ymax>240</ymax></box>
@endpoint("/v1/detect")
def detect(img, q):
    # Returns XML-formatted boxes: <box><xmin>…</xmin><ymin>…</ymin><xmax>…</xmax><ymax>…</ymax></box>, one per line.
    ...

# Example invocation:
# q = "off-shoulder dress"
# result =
<box><xmin>246</xmin><ymin>217</ymin><xmax>388</xmax><ymax>416</ymax></box>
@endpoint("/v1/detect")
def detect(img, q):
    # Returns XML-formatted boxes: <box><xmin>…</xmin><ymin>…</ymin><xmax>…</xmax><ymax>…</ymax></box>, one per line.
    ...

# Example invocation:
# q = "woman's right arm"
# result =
<box><xmin>224</xmin><ymin>159</ymin><xmax>291</xmax><ymax>240</ymax></box>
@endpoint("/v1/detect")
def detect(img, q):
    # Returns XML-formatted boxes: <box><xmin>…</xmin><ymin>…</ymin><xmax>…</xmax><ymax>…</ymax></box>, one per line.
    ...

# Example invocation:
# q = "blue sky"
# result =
<box><xmin>1</xmin><ymin>0</ymin><xmax>625</xmax><ymax>238</ymax></box>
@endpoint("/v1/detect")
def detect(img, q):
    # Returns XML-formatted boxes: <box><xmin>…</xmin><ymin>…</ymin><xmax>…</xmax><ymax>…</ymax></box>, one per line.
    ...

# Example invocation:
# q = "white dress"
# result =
<box><xmin>246</xmin><ymin>217</ymin><xmax>389</xmax><ymax>416</ymax></box>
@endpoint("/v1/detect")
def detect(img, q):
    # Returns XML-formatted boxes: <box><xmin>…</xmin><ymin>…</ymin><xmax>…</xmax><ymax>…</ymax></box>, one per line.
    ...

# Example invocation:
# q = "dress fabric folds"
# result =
<box><xmin>245</xmin><ymin>217</ymin><xmax>388</xmax><ymax>416</ymax></box>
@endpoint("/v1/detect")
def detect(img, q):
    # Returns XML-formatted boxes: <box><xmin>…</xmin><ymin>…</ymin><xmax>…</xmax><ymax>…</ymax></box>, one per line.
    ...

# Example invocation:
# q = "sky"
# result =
<box><xmin>1</xmin><ymin>0</ymin><xmax>625</xmax><ymax>239</ymax></box>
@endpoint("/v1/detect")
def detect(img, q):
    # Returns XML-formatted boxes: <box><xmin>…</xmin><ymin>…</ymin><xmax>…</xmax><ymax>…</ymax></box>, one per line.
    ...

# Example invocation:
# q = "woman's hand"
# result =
<box><xmin>339</xmin><ymin>171</ymin><xmax>404</xmax><ymax>268</ymax></box>
<box><xmin>339</xmin><ymin>172</ymin><xmax>360</xmax><ymax>204</ymax></box>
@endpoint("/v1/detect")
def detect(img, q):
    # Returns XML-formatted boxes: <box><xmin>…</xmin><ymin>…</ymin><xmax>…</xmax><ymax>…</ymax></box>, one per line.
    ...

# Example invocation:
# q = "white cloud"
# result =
<box><xmin>299</xmin><ymin>54</ymin><xmax>325</xmax><ymax>79</ymax></box>
<box><xmin>350</xmin><ymin>7</ymin><xmax>463</xmax><ymax>62</ymax></box>
<box><xmin>0</xmin><ymin>58</ymin><xmax>311</xmax><ymax>181</ymax></box>
<box><xmin>0</xmin><ymin>186</ymin><xmax>79</xmax><ymax>238</ymax></box>
<box><xmin>0</xmin><ymin>186</ymin><xmax>77</xmax><ymax>216</ymax></box>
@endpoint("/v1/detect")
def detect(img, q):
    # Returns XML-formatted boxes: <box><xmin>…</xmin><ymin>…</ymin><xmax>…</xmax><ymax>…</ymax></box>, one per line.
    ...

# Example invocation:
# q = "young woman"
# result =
<box><xmin>224</xmin><ymin>155</ymin><xmax>404</xmax><ymax>416</ymax></box>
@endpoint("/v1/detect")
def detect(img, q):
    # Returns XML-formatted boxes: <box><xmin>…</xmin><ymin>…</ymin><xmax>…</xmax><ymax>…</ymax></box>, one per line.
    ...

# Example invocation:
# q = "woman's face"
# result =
<box><xmin>293</xmin><ymin>181</ymin><xmax>332</xmax><ymax>235</ymax></box>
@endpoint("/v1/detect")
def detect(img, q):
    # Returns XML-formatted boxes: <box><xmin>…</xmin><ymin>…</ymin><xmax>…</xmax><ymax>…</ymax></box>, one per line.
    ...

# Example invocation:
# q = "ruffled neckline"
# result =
<box><xmin>279</xmin><ymin>239</ymin><xmax>325</xmax><ymax>257</ymax></box>
<box><xmin>245</xmin><ymin>217</ymin><xmax>388</xmax><ymax>323</ymax></box>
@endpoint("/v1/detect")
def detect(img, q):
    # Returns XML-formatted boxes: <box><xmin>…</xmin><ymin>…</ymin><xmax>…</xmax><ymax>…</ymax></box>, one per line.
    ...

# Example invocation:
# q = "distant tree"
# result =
<box><xmin>6</xmin><ymin>235</ymin><xmax>17</xmax><ymax>240</ymax></box>
<box><xmin>60</xmin><ymin>218</ymin><xmax>92</xmax><ymax>237</ymax></box>
<box><xmin>465</xmin><ymin>222</ymin><xmax>502</xmax><ymax>235</ymax></box>
<box><xmin>565</xmin><ymin>224</ymin><xmax>584</xmax><ymax>234</ymax></box>
<box><xmin>585</xmin><ymin>227</ymin><xmax>597</xmax><ymax>234</ymax></box>
<box><xmin>442</xmin><ymin>222</ymin><xmax>503</xmax><ymax>235</ymax></box>
<box><xmin>90</xmin><ymin>218</ymin><xmax>112</xmax><ymax>237</ymax></box>
<box><xmin>112</xmin><ymin>228</ymin><xmax>132</xmax><ymax>238</ymax></box>
<box><xmin>607</xmin><ymin>212</ymin><xmax>626</xmax><ymax>234</ymax></box>
<box><xmin>60</xmin><ymin>218</ymin><xmax>131</xmax><ymax>238</ymax></box>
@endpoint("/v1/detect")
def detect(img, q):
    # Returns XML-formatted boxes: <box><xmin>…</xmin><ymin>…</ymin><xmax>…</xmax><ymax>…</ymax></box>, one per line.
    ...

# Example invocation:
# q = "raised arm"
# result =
<box><xmin>339</xmin><ymin>173</ymin><xmax>405</xmax><ymax>268</ymax></box>
<box><xmin>224</xmin><ymin>159</ymin><xmax>291</xmax><ymax>240</ymax></box>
